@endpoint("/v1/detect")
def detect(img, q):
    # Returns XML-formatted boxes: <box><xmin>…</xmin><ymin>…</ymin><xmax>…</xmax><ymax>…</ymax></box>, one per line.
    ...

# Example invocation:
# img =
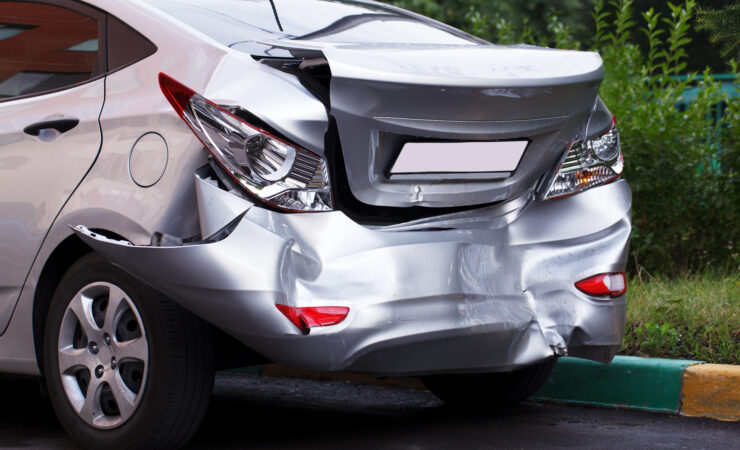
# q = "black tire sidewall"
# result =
<box><xmin>44</xmin><ymin>253</ymin><xmax>178</xmax><ymax>449</ymax></box>
<box><xmin>422</xmin><ymin>358</ymin><xmax>558</xmax><ymax>409</ymax></box>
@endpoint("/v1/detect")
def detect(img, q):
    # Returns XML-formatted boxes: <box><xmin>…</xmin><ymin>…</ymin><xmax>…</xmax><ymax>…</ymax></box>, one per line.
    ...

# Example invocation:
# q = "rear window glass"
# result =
<box><xmin>150</xmin><ymin>0</ymin><xmax>478</xmax><ymax>46</ymax></box>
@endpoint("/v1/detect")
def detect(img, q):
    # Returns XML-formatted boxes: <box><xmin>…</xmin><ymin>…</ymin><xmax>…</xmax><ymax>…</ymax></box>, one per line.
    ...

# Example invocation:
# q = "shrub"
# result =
<box><xmin>594</xmin><ymin>0</ymin><xmax>739</xmax><ymax>274</ymax></box>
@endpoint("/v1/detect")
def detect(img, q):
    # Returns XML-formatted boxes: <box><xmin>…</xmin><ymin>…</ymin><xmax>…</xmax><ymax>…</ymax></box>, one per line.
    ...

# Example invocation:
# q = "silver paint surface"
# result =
<box><xmin>0</xmin><ymin>0</ymin><xmax>631</xmax><ymax>377</ymax></box>
<box><xmin>0</xmin><ymin>80</ymin><xmax>105</xmax><ymax>334</ymax></box>
<box><xmin>128</xmin><ymin>132</ymin><xmax>168</xmax><ymax>187</ymax></box>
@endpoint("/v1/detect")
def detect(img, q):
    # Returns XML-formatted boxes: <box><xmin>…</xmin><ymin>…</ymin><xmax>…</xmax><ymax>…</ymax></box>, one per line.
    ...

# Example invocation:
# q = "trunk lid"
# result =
<box><xmin>256</xmin><ymin>41</ymin><xmax>603</xmax><ymax>208</ymax></box>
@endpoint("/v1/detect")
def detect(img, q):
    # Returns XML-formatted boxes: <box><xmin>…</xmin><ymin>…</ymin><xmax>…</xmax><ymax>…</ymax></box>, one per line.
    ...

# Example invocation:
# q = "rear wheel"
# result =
<box><xmin>422</xmin><ymin>358</ymin><xmax>557</xmax><ymax>409</ymax></box>
<box><xmin>44</xmin><ymin>253</ymin><xmax>214</xmax><ymax>449</ymax></box>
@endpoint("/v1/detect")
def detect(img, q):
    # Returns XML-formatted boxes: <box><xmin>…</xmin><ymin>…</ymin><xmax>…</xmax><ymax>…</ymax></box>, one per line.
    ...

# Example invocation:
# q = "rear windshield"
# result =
<box><xmin>149</xmin><ymin>0</ymin><xmax>479</xmax><ymax>46</ymax></box>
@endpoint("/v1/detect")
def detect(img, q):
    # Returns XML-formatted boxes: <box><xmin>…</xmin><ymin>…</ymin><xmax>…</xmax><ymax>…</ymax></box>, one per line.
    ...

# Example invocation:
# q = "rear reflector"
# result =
<box><xmin>276</xmin><ymin>305</ymin><xmax>349</xmax><ymax>334</ymax></box>
<box><xmin>575</xmin><ymin>273</ymin><xmax>626</xmax><ymax>297</ymax></box>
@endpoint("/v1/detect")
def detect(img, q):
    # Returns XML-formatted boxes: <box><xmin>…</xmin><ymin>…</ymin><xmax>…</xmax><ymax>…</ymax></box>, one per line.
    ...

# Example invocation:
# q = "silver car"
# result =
<box><xmin>0</xmin><ymin>0</ymin><xmax>630</xmax><ymax>448</ymax></box>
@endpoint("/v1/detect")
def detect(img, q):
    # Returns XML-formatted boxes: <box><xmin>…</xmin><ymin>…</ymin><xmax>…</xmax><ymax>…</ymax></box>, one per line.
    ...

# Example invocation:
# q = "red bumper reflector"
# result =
<box><xmin>575</xmin><ymin>273</ymin><xmax>626</xmax><ymax>297</ymax></box>
<box><xmin>276</xmin><ymin>305</ymin><xmax>349</xmax><ymax>334</ymax></box>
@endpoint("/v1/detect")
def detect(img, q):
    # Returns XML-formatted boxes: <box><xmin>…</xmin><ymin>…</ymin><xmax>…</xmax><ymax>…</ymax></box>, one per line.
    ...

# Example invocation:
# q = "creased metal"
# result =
<box><xmin>194</xmin><ymin>170</ymin><xmax>253</xmax><ymax>239</ymax></box>
<box><xmin>75</xmin><ymin>178</ymin><xmax>631</xmax><ymax>376</ymax></box>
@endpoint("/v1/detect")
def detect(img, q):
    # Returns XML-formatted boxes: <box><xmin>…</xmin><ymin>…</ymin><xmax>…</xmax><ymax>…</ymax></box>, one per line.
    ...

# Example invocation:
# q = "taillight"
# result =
<box><xmin>543</xmin><ymin>117</ymin><xmax>623</xmax><ymax>200</ymax></box>
<box><xmin>159</xmin><ymin>73</ymin><xmax>333</xmax><ymax>212</ymax></box>
<box><xmin>276</xmin><ymin>305</ymin><xmax>349</xmax><ymax>335</ymax></box>
<box><xmin>575</xmin><ymin>273</ymin><xmax>626</xmax><ymax>297</ymax></box>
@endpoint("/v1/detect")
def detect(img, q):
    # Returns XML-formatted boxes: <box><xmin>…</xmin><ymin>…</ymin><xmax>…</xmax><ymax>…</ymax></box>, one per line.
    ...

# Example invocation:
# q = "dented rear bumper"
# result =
<box><xmin>75</xmin><ymin>177</ymin><xmax>631</xmax><ymax>376</ymax></box>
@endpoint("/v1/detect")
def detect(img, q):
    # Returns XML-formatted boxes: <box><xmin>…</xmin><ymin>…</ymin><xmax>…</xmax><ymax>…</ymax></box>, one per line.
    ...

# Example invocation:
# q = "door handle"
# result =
<box><xmin>23</xmin><ymin>118</ymin><xmax>80</xmax><ymax>140</ymax></box>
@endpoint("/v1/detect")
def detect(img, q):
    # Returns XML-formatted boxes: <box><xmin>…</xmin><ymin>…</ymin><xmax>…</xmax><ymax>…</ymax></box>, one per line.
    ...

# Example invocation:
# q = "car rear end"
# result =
<box><xmin>79</xmin><ymin>0</ymin><xmax>631</xmax><ymax>376</ymax></box>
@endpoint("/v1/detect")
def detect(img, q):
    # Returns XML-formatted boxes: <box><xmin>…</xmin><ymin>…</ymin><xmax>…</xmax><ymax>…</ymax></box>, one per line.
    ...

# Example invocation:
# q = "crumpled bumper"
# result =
<box><xmin>75</xmin><ymin>177</ymin><xmax>631</xmax><ymax>376</ymax></box>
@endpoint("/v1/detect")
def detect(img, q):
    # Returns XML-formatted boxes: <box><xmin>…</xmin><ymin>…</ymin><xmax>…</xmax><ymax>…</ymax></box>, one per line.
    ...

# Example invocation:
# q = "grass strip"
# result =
<box><xmin>620</xmin><ymin>271</ymin><xmax>739</xmax><ymax>364</ymax></box>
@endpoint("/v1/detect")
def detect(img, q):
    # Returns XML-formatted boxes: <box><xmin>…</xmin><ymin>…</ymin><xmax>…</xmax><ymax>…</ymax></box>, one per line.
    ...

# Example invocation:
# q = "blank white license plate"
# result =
<box><xmin>390</xmin><ymin>140</ymin><xmax>528</xmax><ymax>174</ymax></box>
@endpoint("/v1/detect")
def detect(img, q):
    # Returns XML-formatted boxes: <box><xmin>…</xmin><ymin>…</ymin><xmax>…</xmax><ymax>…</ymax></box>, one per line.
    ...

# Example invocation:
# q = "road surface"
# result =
<box><xmin>0</xmin><ymin>372</ymin><xmax>736</xmax><ymax>449</ymax></box>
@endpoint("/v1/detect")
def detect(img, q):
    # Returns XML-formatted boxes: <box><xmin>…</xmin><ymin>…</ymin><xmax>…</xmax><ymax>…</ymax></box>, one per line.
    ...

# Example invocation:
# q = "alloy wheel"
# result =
<box><xmin>57</xmin><ymin>282</ymin><xmax>148</xmax><ymax>429</ymax></box>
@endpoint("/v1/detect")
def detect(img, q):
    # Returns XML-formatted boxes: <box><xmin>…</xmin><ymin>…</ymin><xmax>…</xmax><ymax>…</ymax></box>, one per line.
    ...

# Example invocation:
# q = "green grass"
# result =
<box><xmin>620</xmin><ymin>271</ymin><xmax>740</xmax><ymax>364</ymax></box>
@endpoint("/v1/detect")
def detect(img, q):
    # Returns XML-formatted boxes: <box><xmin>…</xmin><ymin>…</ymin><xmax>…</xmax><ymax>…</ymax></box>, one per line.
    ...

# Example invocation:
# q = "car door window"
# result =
<box><xmin>0</xmin><ymin>1</ymin><xmax>104</xmax><ymax>101</ymax></box>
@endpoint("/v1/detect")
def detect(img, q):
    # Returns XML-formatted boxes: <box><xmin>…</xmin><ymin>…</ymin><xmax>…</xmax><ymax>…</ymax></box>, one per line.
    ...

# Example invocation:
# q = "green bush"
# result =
<box><xmin>595</xmin><ymin>0</ymin><xmax>739</xmax><ymax>274</ymax></box>
<box><xmin>387</xmin><ymin>0</ymin><xmax>740</xmax><ymax>275</ymax></box>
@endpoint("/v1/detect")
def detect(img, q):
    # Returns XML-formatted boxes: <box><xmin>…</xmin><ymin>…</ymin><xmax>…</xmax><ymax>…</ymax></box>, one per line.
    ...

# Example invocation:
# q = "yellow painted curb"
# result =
<box><xmin>681</xmin><ymin>364</ymin><xmax>740</xmax><ymax>422</ymax></box>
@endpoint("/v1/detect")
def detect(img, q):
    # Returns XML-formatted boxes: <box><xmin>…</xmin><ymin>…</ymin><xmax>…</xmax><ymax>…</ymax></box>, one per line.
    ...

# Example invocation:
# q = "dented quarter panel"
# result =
<box><xmin>203</xmin><ymin>55</ymin><xmax>329</xmax><ymax>154</ymax></box>
<box><xmin>0</xmin><ymin>0</ymin><xmax>222</xmax><ymax>373</ymax></box>
<box><xmin>0</xmin><ymin>0</ymin><xmax>333</xmax><ymax>372</ymax></box>
<box><xmin>0</xmin><ymin>0</ymin><xmax>277</xmax><ymax>371</ymax></box>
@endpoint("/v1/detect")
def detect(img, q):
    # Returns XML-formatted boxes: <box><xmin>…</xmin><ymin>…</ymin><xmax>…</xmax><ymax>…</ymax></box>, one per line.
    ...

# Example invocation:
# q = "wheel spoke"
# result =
<box><xmin>68</xmin><ymin>293</ymin><xmax>99</xmax><ymax>338</ymax></box>
<box><xmin>58</xmin><ymin>346</ymin><xmax>92</xmax><ymax>374</ymax></box>
<box><xmin>78</xmin><ymin>376</ymin><xmax>103</xmax><ymax>420</ymax></box>
<box><xmin>115</xmin><ymin>337</ymin><xmax>148</xmax><ymax>363</ymax></box>
<box><xmin>111</xmin><ymin>375</ymin><xmax>137</xmax><ymax>419</ymax></box>
<box><xmin>103</xmin><ymin>285</ymin><xmax>128</xmax><ymax>333</ymax></box>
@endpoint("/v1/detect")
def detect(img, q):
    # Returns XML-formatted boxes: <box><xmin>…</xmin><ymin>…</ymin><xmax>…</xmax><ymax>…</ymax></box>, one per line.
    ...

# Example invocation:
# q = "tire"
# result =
<box><xmin>421</xmin><ymin>358</ymin><xmax>557</xmax><ymax>409</ymax></box>
<box><xmin>43</xmin><ymin>253</ymin><xmax>215</xmax><ymax>450</ymax></box>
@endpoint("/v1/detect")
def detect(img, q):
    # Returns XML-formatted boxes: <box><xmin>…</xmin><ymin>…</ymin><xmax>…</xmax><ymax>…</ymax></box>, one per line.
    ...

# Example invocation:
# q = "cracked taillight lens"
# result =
<box><xmin>159</xmin><ymin>73</ymin><xmax>332</xmax><ymax>212</ymax></box>
<box><xmin>543</xmin><ymin>118</ymin><xmax>623</xmax><ymax>200</ymax></box>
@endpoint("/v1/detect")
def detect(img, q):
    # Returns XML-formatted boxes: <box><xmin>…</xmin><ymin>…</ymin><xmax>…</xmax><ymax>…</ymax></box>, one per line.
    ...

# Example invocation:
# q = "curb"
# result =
<box><xmin>238</xmin><ymin>356</ymin><xmax>739</xmax><ymax>421</ymax></box>
<box><xmin>680</xmin><ymin>364</ymin><xmax>740</xmax><ymax>421</ymax></box>
<box><xmin>533</xmin><ymin>356</ymin><xmax>739</xmax><ymax>421</ymax></box>
<box><xmin>532</xmin><ymin>356</ymin><xmax>698</xmax><ymax>413</ymax></box>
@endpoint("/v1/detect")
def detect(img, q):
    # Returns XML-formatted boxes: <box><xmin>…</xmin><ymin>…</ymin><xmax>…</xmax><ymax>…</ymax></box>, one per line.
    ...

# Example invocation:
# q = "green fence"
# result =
<box><xmin>676</xmin><ymin>73</ymin><xmax>738</xmax><ymax>124</ymax></box>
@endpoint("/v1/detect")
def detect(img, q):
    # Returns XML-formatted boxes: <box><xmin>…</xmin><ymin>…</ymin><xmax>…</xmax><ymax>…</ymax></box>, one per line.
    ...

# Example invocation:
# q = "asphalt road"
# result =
<box><xmin>1</xmin><ymin>372</ymin><xmax>736</xmax><ymax>449</ymax></box>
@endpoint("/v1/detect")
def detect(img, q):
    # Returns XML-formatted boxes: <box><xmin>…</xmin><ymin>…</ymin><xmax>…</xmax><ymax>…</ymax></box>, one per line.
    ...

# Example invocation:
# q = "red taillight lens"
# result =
<box><xmin>575</xmin><ymin>273</ymin><xmax>626</xmax><ymax>297</ymax></box>
<box><xmin>159</xmin><ymin>73</ymin><xmax>194</xmax><ymax>119</ymax></box>
<box><xmin>276</xmin><ymin>305</ymin><xmax>349</xmax><ymax>334</ymax></box>
<box><xmin>158</xmin><ymin>73</ymin><xmax>333</xmax><ymax>212</ymax></box>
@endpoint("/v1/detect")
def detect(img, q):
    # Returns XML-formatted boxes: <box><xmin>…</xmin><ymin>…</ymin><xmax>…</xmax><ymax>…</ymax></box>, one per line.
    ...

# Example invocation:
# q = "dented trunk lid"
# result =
<box><xmin>252</xmin><ymin>41</ymin><xmax>604</xmax><ymax>208</ymax></box>
<box><xmin>324</xmin><ymin>44</ymin><xmax>603</xmax><ymax>208</ymax></box>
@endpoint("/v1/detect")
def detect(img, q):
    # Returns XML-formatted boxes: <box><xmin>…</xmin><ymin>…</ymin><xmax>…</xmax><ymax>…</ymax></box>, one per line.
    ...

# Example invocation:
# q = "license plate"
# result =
<box><xmin>390</xmin><ymin>140</ymin><xmax>528</xmax><ymax>175</ymax></box>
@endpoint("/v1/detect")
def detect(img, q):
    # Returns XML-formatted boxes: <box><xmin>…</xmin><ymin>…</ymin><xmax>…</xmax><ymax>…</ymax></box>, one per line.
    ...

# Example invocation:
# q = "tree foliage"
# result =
<box><xmin>383</xmin><ymin>0</ymin><xmax>730</xmax><ymax>71</ymax></box>
<box><xmin>595</xmin><ymin>1</ymin><xmax>739</xmax><ymax>274</ymax></box>
<box><xmin>696</xmin><ymin>2</ymin><xmax>740</xmax><ymax>61</ymax></box>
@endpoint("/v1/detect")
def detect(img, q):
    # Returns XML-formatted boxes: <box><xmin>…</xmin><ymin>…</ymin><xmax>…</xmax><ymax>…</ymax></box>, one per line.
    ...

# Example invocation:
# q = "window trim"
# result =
<box><xmin>0</xmin><ymin>0</ymin><xmax>108</xmax><ymax>104</ymax></box>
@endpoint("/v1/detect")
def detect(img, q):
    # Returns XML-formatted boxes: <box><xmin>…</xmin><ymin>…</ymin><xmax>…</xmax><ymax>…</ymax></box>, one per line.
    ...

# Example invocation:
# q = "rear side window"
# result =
<box><xmin>0</xmin><ymin>1</ymin><xmax>104</xmax><ymax>100</ymax></box>
<box><xmin>107</xmin><ymin>14</ymin><xmax>157</xmax><ymax>74</ymax></box>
